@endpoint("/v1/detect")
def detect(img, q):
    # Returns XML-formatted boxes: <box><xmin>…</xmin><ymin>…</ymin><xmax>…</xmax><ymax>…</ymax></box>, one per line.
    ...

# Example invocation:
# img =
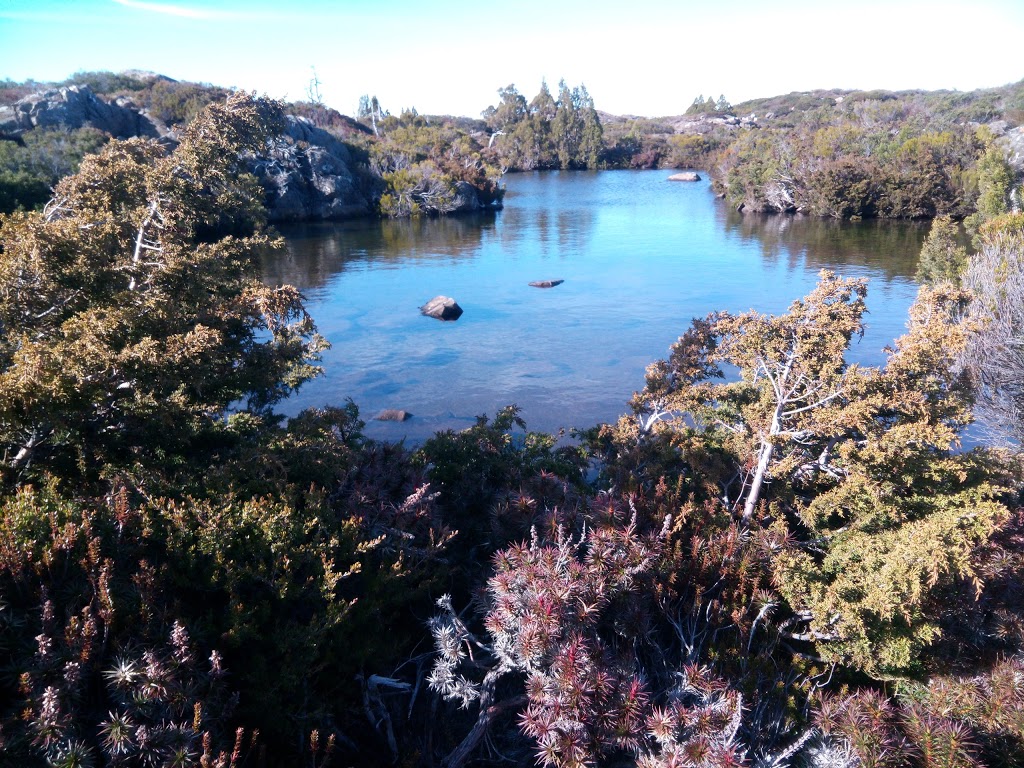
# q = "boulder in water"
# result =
<box><xmin>375</xmin><ymin>409</ymin><xmax>411</xmax><ymax>422</ymax></box>
<box><xmin>420</xmin><ymin>296</ymin><xmax>463</xmax><ymax>321</ymax></box>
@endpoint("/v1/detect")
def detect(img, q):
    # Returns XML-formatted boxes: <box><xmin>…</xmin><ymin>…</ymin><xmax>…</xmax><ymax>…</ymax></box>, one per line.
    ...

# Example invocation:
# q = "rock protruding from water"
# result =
<box><xmin>450</xmin><ymin>181</ymin><xmax>487</xmax><ymax>212</ymax></box>
<box><xmin>668</xmin><ymin>172</ymin><xmax>701</xmax><ymax>182</ymax></box>
<box><xmin>375</xmin><ymin>409</ymin><xmax>411</xmax><ymax>422</ymax></box>
<box><xmin>250</xmin><ymin>115</ymin><xmax>374</xmax><ymax>222</ymax></box>
<box><xmin>0</xmin><ymin>85</ymin><xmax>162</xmax><ymax>140</ymax></box>
<box><xmin>529</xmin><ymin>279</ymin><xmax>564</xmax><ymax>288</ymax></box>
<box><xmin>420</xmin><ymin>296</ymin><xmax>463</xmax><ymax>321</ymax></box>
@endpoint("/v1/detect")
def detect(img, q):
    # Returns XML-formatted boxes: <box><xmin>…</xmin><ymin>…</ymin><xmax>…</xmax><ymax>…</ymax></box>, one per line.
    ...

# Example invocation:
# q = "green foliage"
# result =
<box><xmin>917</xmin><ymin>214</ymin><xmax>968</xmax><ymax>284</ymax></box>
<box><xmin>484</xmin><ymin>80</ymin><xmax>603</xmax><ymax>171</ymax></box>
<box><xmin>416</xmin><ymin>406</ymin><xmax>586</xmax><ymax>573</ymax></box>
<box><xmin>0</xmin><ymin>93</ymin><xmax>324</xmax><ymax>491</ymax></box>
<box><xmin>4</xmin><ymin>70</ymin><xmax>1024</xmax><ymax>768</ymax></box>
<box><xmin>138</xmin><ymin>79</ymin><xmax>232</xmax><ymax>126</ymax></box>
<box><xmin>716</xmin><ymin>128</ymin><xmax>795</xmax><ymax>212</ymax></box>
<box><xmin>715</xmin><ymin>116</ymin><xmax>981</xmax><ymax>219</ymax></box>
<box><xmin>627</xmin><ymin>273</ymin><xmax>1009</xmax><ymax>679</ymax></box>
<box><xmin>0</xmin><ymin>420</ymin><xmax>451</xmax><ymax>763</ymax></box>
<box><xmin>0</xmin><ymin>127</ymin><xmax>109</xmax><ymax>213</ymax></box>
<box><xmin>483</xmin><ymin>84</ymin><xmax>528</xmax><ymax>133</ymax></box>
<box><xmin>685</xmin><ymin>94</ymin><xmax>731</xmax><ymax>116</ymax></box>
<box><xmin>65</xmin><ymin>69</ymin><xmax>150</xmax><ymax>95</ymax></box>
<box><xmin>665</xmin><ymin>133</ymin><xmax>721</xmax><ymax>169</ymax></box>
<box><xmin>0</xmin><ymin>168</ymin><xmax>50</xmax><ymax>212</ymax></box>
<box><xmin>804</xmin><ymin>156</ymin><xmax>879</xmax><ymax>219</ymax></box>
<box><xmin>369</xmin><ymin>111</ymin><xmax>504</xmax><ymax>217</ymax></box>
<box><xmin>965</xmin><ymin>143</ymin><xmax>1015</xmax><ymax>240</ymax></box>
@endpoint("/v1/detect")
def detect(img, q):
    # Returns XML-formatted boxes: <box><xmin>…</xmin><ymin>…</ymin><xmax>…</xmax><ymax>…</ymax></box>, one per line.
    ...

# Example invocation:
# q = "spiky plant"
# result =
<box><xmin>901</xmin><ymin>704</ymin><xmax>981</xmax><ymax>768</ymax></box>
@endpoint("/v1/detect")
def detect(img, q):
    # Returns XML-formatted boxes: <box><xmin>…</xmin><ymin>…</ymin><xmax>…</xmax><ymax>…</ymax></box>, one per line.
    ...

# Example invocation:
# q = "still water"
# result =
<box><xmin>263</xmin><ymin>171</ymin><xmax>925</xmax><ymax>441</ymax></box>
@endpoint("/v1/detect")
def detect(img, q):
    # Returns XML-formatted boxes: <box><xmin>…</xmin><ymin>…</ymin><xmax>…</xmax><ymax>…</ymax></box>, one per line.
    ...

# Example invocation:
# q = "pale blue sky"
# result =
<box><xmin>2</xmin><ymin>0</ymin><xmax>1022</xmax><ymax>117</ymax></box>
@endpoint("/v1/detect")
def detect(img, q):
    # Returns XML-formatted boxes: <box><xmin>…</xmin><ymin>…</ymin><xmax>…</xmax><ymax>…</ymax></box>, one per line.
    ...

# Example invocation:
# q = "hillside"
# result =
<box><xmin>2</xmin><ymin>71</ymin><xmax>1022</xmax><ymax>223</ymax></box>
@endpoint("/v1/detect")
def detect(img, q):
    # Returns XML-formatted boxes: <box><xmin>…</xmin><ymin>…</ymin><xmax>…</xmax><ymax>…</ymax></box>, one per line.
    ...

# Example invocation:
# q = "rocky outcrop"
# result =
<box><xmin>0</xmin><ymin>85</ymin><xmax>162</xmax><ymax>140</ymax></box>
<box><xmin>528</xmin><ymin>279</ymin><xmax>564</xmax><ymax>288</ymax></box>
<box><xmin>450</xmin><ymin>181</ymin><xmax>491</xmax><ymax>212</ymax></box>
<box><xmin>420</xmin><ymin>296</ymin><xmax>463</xmax><ymax>321</ymax></box>
<box><xmin>249</xmin><ymin>116</ymin><xmax>373</xmax><ymax>222</ymax></box>
<box><xmin>0</xmin><ymin>84</ymin><xmax>486</xmax><ymax>223</ymax></box>
<box><xmin>668</xmin><ymin>172</ymin><xmax>701</xmax><ymax>182</ymax></box>
<box><xmin>998</xmin><ymin>125</ymin><xmax>1024</xmax><ymax>173</ymax></box>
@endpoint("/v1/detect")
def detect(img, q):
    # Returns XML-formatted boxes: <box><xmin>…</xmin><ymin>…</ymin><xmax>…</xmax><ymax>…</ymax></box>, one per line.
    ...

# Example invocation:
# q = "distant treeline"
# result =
<box><xmin>1</xmin><ymin>71</ymin><xmax>1022</xmax><ymax>222</ymax></box>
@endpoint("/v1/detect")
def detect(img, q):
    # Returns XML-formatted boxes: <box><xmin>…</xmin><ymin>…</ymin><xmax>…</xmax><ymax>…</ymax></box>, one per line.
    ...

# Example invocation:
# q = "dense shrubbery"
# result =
<box><xmin>707</xmin><ymin>86</ymin><xmax>1024</xmax><ymax>222</ymax></box>
<box><xmin>3</xmin><ymin>83</ymin><xmax>1024</xmax><ymax>768</ymax></box>
<box><xmin>0</xmin><ymin>94</ymin><xmax>452</xmax><ymax>766</ymax></box>
<box><xmin>63</xmin><ymin>70</ymin><xmax>230</xmax><ymax>127</ymax></box>
<box><xmin>350</xmin><ymin>98</ymin><xmax>507</xmax><ymax>217</ymax></box>
<box><xmin>363</xmin><ymin>108</ymin><xmax>504</xmax><ymax>217</ymax></box>
<box><xmin>714</xmin><ymin>118</ymin><xmax>983</xmax><ymax>219</ymax></box>
<box><xmin>0</xmin><ymin>126</ymin><xmax>109</xmax><ymax>213</ymax></box>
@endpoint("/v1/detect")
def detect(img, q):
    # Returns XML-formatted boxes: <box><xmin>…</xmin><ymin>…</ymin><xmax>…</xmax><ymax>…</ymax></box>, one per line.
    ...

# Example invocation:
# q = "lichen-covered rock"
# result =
<box><xmin>250</xmin><ymin>115</ymin><xmax>373</xmax><ymax>222</ymax></box>
<box><xmin>420</xmin><ymin>296</ymin><xmax>463</xmax><ymax>321</ymax></box>
<box><xmin>667</xmin><ymin>172</ymin><xmax>701</xmax><ymax>182</ymax></box>
<box><xmin>0</xmin><ymin>85</ymin><xmax>162</xmax><ymax>139</ymax></box>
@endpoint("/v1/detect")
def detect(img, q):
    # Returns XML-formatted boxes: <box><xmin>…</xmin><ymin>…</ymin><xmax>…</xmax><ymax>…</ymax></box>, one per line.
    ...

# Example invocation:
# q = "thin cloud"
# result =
<box><xmin>110</xmin><ymin>0</ymin><xmax>235</xmax><ymax>20</ymax></box>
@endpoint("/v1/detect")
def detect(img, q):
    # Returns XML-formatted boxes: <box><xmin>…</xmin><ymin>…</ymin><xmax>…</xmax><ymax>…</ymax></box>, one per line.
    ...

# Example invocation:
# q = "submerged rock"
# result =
<box><xmin>528</xmin><ymin>279</ymin><xmax>564</xmax><ymax>288</ymax></box>
<box><xmin>668</xmin><ymin>172</ymin><xmax>701</xmax><ymax>182</ymax></box>
<box><xmin>420</xmin><ymin>296</ymin><xmax>463</xmax><ymax>321</ymax></box>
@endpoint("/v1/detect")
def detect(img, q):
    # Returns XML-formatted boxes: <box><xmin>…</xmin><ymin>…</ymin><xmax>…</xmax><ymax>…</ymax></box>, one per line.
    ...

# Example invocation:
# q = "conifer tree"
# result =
<box><xmin>916</xmin><ymin>214</ymin><xmax>968</xmax><ymax>285</ymax></box>
<box><xmin>0</xmin><ymin>93</ymin><xmax>327</xmax><ymax>490</ymax></box>
<box><xmin>630</xmin><ymin>272</ymin><xmax>1008</xmax><ymax>677</ymax></box>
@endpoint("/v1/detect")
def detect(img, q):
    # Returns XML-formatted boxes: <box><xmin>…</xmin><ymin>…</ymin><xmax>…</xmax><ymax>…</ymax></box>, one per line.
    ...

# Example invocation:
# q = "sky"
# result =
<box><xmin>2</xmin><ymin>0</ymin><xmax>1023</xmax><ymax>118</ymax></box>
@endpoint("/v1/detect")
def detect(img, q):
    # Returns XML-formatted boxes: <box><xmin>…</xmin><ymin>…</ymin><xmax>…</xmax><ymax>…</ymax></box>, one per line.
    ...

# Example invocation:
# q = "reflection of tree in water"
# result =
<box><xmin>261</xmin><ymin>212</ymin><xmax>497</xmax><ymax>289</ymax></box>
<box><xmin>495</xmin><ymin>203</ymin><xmax>594</xmax><ymax>260</ymax></box>
<box><xmin>720</xmin><ymin>209</ymin><xmax>928</xmax><ymax>282</ymax></box>
<box><xmin>556</xmin><ymin>208</ymin><xmax>593</xmax><ymax>258</ymax></box>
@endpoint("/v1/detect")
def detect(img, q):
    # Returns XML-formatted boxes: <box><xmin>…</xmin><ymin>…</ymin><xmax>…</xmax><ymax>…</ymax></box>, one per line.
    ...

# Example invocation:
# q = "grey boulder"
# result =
<box><xmin>420</xmin><ymin>296</ymin><xmax>463</xmax><ymax>321</ymax></box>
<box><xmin>375</xmin><ymin>409</ymin><xmax>411</xmax><ymax>422</ymax></box>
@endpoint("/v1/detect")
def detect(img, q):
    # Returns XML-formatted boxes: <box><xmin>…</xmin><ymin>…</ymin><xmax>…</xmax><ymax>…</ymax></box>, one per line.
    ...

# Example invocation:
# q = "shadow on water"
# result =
<box><xmin>721</xmin><ymin>209</ymin><xmax>928</xmax><ymax>282</ymax></box>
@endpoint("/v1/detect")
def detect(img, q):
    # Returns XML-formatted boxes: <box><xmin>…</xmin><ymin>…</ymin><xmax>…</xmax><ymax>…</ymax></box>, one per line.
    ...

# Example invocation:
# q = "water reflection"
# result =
<box><xmin>491</xmin><ymin>180</ymin><xmax>596</xmax><ymax>261</ymax></box>
<box><xmin>721</xmin><ymin>210</ymin><xmax>927</xmax><ymax>282</ymax></box>
<box><xmin>264</xmin><ymin>212</ymin><xmax>498</xmax><ymax>291</ymax></box>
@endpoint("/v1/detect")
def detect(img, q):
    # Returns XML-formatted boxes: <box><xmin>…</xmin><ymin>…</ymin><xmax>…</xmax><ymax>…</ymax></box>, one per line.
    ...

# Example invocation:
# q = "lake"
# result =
<box><xmin>262</xmin><ymin>170</ymin><xmax>926</xmax><ymax>442</ymax></box>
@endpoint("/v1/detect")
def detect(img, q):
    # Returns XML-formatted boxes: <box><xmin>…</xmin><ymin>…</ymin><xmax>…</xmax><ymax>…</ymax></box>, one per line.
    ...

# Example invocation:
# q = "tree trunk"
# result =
<box><xmin>441</xmin><ymin>669</ymin><xmax>523</xmax><ymax>768</ymax></box>
<box><xmin>741</xmin><ymin>345</ymin><xmax>796</xmax><ymax>521</ymax></box>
